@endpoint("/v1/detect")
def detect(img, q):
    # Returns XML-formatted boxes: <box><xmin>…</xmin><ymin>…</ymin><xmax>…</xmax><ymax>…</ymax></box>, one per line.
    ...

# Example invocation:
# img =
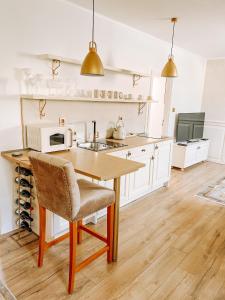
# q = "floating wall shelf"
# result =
<box><xmin>20</xmin><ymin>94</ymin><xmax>157</xmax><ymax>120</ymax></box>
<box><xmin>21</xmin><ymin>94</ymin><xmax>155</xmax><ymax>103</ymax></box>
<box><xmin>38</xmin><ymin>53</ymin><xmax>151</xmax><ymax>85</ymax></box>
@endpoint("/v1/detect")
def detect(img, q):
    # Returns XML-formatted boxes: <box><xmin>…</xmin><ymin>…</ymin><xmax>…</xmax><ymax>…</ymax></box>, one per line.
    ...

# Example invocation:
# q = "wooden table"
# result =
<box><xmin>2</xmin><ymin>148</ymin><xmax>144</xmax><ymax>261</ymax></box>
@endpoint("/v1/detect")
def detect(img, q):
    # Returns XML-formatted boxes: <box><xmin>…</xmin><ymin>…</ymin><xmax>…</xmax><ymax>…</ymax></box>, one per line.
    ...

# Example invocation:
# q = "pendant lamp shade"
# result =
<box><xmin>80</xmin><ymin>0</ymin><xmax>104</xmax><ymax>76</ymax></box>
<box><xmin>161</xmin><ymin>57</ymin><xmax>178</xmax><ymax>77</ymax></box>
<box><xmin>161</xmin><ymin>18</ymin><xmax>178</xmax><ymax>78</ymax></box>
<box><xmin>81</xmin><ymin>42</ymin><xmax>104</xmax><ymax>76</ymax></box>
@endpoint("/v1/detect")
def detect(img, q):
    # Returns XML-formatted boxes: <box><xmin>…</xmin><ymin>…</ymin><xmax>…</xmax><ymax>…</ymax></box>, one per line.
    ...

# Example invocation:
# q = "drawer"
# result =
<box><xmin>185</xmin><ymin>141</ymin><xmax>209</xmax><ymax>152</ymax></box>
<box><xmin>126</xmin><ymin>144</ymin><xmax>154</xmax><ymax>159</ymax></box>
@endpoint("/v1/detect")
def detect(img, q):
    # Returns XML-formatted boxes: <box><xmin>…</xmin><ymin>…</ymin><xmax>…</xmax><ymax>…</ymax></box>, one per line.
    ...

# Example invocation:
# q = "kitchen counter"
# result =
<box><xmin>105</xmin><ymin>136</ymin><xmax>173</xmax><ymax>153</ymax></box>
<box><xmin>1</xmin><ymin>136</ymin><xmax>172</xmax><ymax>173</ymax></box>
<box><xmin>1</xmin><ymin>147</ymin><xmax>144</xmax><ymax>181</ymax></box>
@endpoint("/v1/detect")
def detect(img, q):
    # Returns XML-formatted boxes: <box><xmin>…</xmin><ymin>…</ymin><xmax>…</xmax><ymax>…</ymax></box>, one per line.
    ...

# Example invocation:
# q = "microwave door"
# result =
<box><xmin>50</xmin><ymin>133</ymin><xmax>65</xmax><ymax>146</ymax></box>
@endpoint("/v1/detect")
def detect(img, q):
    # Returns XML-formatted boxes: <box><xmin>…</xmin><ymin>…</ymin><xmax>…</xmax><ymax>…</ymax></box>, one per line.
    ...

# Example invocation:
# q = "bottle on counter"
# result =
<box><xmin>15</xmin><ymin>177</ymin><xmax>33</xmax><ymax>188</ymax></box>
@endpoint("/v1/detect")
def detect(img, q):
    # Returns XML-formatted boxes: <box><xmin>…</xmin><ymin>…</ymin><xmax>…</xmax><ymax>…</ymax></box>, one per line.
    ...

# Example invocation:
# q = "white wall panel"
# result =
<box><xmin>204</xmin><ymin>121</ymin><xmax>225</xmax><ymax>163</ymax></box>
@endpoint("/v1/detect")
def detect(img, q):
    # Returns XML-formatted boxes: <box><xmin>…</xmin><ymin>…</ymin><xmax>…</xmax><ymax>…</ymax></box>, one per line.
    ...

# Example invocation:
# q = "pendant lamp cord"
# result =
<box><xmin>170</xmin><ymin>20</ymin><xmax>176</xmax><ymax>57</ymax></box>
<box><xmin>92</xmin><ymin>0</ymin><xmax>95</xmax><ymax>42</ymax></box>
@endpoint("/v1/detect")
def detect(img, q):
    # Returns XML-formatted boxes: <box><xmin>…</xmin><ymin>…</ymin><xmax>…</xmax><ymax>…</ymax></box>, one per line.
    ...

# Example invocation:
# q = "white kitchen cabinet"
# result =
<box><xmin>152</xmin><ymin>140</ymin><xmax>173</xmax><ymax>190</ymax></box>
<box><xmin>172</xmin><ymin>140</ymin><xmax>210</xmax><ymax>169</ymax></box>
<box><xmin>105</xmin><ymin>150</ymin><xmax>129</xmax><ymax>206</ymax></box>
<box><xmin>106</xmin><ymin>140</ymin><xmax>172</xmax><ymax>213</ymax></box>
<box><xmin>127</xmin><ymin>145</ymin><xmax>154</xmax><ymax>200</ymax></box>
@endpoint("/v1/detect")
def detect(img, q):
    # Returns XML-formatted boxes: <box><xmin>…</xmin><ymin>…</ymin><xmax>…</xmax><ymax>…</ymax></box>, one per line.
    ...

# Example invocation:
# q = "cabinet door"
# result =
<box><xmin>53</xmin><ymin>214</ymin><xmax>68</xmax><ymax>237</ymax></box>
<box><xmin>128</xmin><ymin>149</ymin><xmax>153</xmax><ymax>200</ymax></box>
<box><xmin>96</xmin><ymin>151</ymin><xmax>129</xmax><ymax>219</ymax></box>
<box><xmin>95</xmin><ymin>179</ymin><xmax>111</xmax><ymax>219</ymax></box>
<box><xmin>196</xmin><ymin>143</ymin><xmax>209</xmax><ymax>162</ymax></box>
<box><xmin>152</xmin><ymin>141</ymin><xmax>172</xmax><ymax>190</ymax></box>
<box><xmin>107</xmin><ymin>150</ymin><xmax>129</xmax><ymax>206</ymax></box>
<box><xmin>96</xmin><ymin>173</ymin><xmax>129</xmax><ymax>219</ymax></box>
<box><xmin>184</xmin><ymin>146</ymin><xmax>197</xmax><ymax>167</ymax></box>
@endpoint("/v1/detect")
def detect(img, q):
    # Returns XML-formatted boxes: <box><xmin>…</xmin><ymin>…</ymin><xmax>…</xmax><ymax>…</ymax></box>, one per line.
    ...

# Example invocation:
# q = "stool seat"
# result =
<box><xmin>76</xmin><ymin>179</ymin><xmax>114</xmax><ymax>220</ymax></box>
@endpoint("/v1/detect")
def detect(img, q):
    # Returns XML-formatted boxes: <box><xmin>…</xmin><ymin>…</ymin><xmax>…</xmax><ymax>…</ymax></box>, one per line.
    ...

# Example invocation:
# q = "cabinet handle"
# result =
<box><xmin>155</xmin><ymin>145</ymin><xmax>159</xmax><ymax>150</ymax></box>
<box><xmin>152</xmin><ymin>156</ymin><xmax>155</xmax><ymax>160</ymax></box>
<box><xmin>141</xmin><ymin>149</ymin><xmax>146</xmax><ymax>152</ymax></box>
<box><xmin>197</xmin><ymin>146</ymin><xmax>201</xmax><ymax>150</ymax></box>
<box><xmin>67</xmin><ymin>128</ymin><xmax>73</xmax><ymax>148</ymax></box>
<box><xmin>127</xmin><ymin>151</ymin><xmax>131</xmax><ymax>157</ymax></box>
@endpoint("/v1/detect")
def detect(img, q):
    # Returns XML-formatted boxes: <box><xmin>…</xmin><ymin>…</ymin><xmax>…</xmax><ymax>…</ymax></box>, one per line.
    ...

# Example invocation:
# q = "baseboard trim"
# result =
<box><xmin>207</xmin><ymin>157</ymin><xmax>225</xmax><ymax>165</ymax></box>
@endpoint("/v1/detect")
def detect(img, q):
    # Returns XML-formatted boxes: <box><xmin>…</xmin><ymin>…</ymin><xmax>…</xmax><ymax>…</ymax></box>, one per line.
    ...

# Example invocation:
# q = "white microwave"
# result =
<box><xmin>26</xmin><ymin>123</ymin><xmax>76</xmax><ymax>153</ymax></box>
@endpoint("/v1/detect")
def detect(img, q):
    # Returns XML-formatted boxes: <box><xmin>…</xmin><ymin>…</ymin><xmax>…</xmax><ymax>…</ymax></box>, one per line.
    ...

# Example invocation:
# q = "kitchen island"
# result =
<box><xmin>1</xmin><ymin>136</ymin><xmax>173</xmax><ymax>261</ymax></box>
<box><xmin>2</xmin><ymin>145</ymin><xmax>144</xmax><ymax>261</ymax></box>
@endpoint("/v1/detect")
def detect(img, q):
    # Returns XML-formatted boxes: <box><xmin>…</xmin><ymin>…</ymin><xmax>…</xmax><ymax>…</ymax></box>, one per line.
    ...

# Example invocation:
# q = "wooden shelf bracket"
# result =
<box><xmin>138</xmin><ymin>102</ymin><xmax>146</xmax><ymax>115</ymax></box>
<box><xmin>133</xmin><ymin>74</ymin><xmax>142</xmax><ymax>87</ymax></box>
<box><xmin>51</xmin><ymin>59</ymin><xmax>61</xmax><ymax>79</ymax></box>
<box><xmin>39</xmin><ymin>99</ymin><xmax>47</xmax><ymax>119</ymax></box>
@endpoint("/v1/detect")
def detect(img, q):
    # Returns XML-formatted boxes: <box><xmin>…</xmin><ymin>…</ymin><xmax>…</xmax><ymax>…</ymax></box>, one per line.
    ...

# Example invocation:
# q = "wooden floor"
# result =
<box><xmin>1</xmin><ymin>162</ymin><xmax>225</xmax><ymax>300</ymax></box>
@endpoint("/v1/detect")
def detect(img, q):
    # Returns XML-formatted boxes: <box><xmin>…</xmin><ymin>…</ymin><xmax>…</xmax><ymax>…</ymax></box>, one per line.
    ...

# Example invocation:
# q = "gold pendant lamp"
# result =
<box><xmin>161</xmin><ymin>17</ymin><xmax>178</xmax><ymax>78</ymax></box>
<box><xmin>80</xmin><ymin>0</ymin><xmax>104</xmax><ymax>76</ymax></box>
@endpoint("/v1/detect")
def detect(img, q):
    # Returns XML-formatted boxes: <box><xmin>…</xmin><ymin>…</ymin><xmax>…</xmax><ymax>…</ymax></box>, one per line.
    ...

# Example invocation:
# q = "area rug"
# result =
<box><xmin>196</xmin><ymin>177</ymin><xmax>225</xmax><ymax>206</ymax></box>
<box><xmin>0</xmin><ymin>281</ymin><xmax>16</xmax><ymax>300</ymax></box>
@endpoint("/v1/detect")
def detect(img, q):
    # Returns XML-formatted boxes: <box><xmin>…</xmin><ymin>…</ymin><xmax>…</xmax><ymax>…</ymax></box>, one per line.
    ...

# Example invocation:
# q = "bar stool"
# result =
<box><xmin>29</xmin><ymin>151</ymin><xmax>115</xmax><ymax>294</ymax></box>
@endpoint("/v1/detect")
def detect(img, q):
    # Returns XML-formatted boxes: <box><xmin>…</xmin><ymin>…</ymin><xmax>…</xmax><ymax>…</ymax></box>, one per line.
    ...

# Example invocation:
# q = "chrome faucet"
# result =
<box><xmin>92</xmin><ymin>120</ymin><xmax>97</xmax><ymax>143</ymax></box>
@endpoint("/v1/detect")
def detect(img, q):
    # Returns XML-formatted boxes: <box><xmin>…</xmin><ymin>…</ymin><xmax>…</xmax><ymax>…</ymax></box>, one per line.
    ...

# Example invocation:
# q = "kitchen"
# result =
<box><xmin>1</xmin><ymin>0</ymin><xmax>224</xmax><ymax>299</ymax></box>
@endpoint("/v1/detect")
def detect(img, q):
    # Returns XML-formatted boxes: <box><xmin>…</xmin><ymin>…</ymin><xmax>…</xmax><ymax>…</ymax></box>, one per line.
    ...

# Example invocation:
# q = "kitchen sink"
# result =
<box><xmin>78</xmin><ymin>140</ymin><xmax>127</xmax><ymax>152</ymax></box>
<box><xmin>78</xmin><ymin>142</ymin><xmax>111</xmax><ymax>152</ymax></box>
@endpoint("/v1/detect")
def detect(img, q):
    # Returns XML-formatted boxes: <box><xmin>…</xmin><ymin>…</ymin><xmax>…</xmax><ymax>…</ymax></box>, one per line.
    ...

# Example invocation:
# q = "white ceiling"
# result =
<box><xmin>68</xmin><ymin>0</ymin><xmax>225</xmax><ymax>58</ymax></box>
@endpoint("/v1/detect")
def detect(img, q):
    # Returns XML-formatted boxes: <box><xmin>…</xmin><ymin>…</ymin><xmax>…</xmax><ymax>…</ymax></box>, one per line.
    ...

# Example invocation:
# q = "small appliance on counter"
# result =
<box><xmin>26</xmin><ymin>123</ymin><xmax>77</xmax><ymax>153</ymax></box>
<box><xmin>113</xmin><ymin>116</ymin><xmax>126</xmax><ymax>140</ymax></box>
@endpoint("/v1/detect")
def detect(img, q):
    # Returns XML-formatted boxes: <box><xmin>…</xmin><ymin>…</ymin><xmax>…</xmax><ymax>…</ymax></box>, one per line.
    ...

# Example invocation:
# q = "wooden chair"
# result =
<box><xmin>29</xmin><ymin>151</ymin><xmax>115</xmax><ymax>294</ymax></box>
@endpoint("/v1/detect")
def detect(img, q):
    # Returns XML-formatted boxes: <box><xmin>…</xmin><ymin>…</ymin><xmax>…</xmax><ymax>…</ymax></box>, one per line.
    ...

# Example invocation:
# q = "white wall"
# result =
<box><xmin>0</xmin><ymin>0</ymin><xmax>206</xmax><ymax>233</ymax></box>
<box><xmin>168</xmin><ymin>51</ymin><xmax>206</xmax><ymax>137</ymax></box>
<box><xmin>202</xmin><ymin>59</ymin><xmax>225</xmax><ymax>163</ymax></box>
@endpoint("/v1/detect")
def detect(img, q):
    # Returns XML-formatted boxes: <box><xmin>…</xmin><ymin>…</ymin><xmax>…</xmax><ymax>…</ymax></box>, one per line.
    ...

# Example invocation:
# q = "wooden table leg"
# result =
<box><xmin>112</xmin><ymin>177</ymin><xmax>121</xmax><ymax>262</ymax></box>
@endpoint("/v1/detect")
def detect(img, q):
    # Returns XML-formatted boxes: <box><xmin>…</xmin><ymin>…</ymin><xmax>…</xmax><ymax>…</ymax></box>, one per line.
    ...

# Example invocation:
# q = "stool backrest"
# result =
<box><xmin>29</xmin><ymin>151</ymin><xmax>81</xmax><ymax>221</ymax></box>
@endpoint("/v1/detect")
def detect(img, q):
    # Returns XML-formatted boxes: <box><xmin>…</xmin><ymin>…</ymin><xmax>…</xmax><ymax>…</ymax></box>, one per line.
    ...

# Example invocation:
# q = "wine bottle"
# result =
<box><xmin>17</xmin><ymin>189</ymin><xmax>31</xmax><ymax>198</ymax></box>
<box><xmin>15</xmin><ymin>209</ymin><xmax>33</xmax><ymax>221</ymax></box>
<box><xmin>16</xmin><ymin>220</ymin><xmax>32</xmax><ymax>232</ymax></box>
<box><xmin>15</xmin><ymin>199</ymin><xmax>32</xmax><ymax>210</ymax></box>
<box><xmin>15</xmin><ymin>177</ymin><xmax>33</xmax><ymax>188</ymax></box>
<box><xmin>20</xmin><ymin>211</ymin><xmax>33</xmax><ymax>222</ymax></box>
<box><xmin>15</xmin><ymin>166</ymin><xmax>32</xmax><ymax>176</ymax></box>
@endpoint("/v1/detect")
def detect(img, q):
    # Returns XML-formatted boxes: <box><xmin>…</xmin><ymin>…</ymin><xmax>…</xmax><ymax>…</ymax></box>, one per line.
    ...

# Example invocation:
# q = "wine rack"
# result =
<box><xmin>15</xmin><ymin>164</ymin><xmax>34</xmax><ymax>235</ymax></box>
